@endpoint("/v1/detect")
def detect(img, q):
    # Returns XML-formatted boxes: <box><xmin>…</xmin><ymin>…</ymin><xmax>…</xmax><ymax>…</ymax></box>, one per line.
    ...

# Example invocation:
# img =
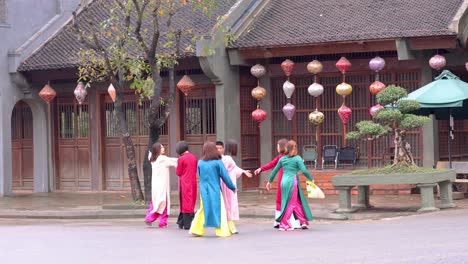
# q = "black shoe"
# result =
<box><xmin>273</xmin><ymin>224</ymin><xmax>279</xmax><ymax>229</ymax></box>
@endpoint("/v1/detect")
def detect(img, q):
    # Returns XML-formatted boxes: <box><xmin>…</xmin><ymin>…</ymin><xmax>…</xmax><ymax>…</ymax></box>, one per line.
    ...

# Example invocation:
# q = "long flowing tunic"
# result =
<box><xmin>149</xmin><ymin>154</ymin><xmax>178</xmax><ymax>215</ymax></box>
<box><xmin>269</xmin><ymin>155</ymin><xmax>314</xmax><ymax>222</ymax></box>
<box><xmin>220</xmin><ymin>155</ymin><xmax>244</xmax><ymax>221</ymax></box>
<box><xmin>175</xmin><ymin>152</ymin><xmax>198</xmax><ymax>213</ymax></box>
<box><xmin>259</xmin><ymin>154</ymin><xmax>284</xmax><ymax>211</ymax></box>
<box><xmin>198</xmin><ymin>159</ymin><xmax>236</xmax><ymax>227</ymax></box>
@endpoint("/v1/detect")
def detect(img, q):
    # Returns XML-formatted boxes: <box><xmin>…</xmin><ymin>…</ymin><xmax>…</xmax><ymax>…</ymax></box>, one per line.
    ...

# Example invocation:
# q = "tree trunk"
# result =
<box><xmin>393</xmin><ymin>130</ymin><xmax>415</xmax><ymax>166</ymax></box>
<box><xmin>114</xmin><ymin>93</ymin><xmax>144</xmax><ymax>201</ymax></box>
<box><xmin>143</xmin><ymin>125</ymin><xmax>161</xmax><ymax>203</ymax></box>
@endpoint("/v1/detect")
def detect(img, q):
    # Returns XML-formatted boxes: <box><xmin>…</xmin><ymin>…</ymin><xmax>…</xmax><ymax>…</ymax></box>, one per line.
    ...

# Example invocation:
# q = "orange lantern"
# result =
<box><xmin>251</xmin><ymin>86</ymin><xmax>267</xmax><ymax>101</ymax></box>
<box><xmin>39</xmin><ymin>83</ymin><xmax>57</xmax><ymax>104</ymax></box>
<box><xmin>177</xmin><ymin>75</ymin><xmax>195</xmax><ymax>96</ymax></box>
<box><xmin>108</xmin><ymin>83</ymin><xmax>117</xmax><ymax>102</ymax></box>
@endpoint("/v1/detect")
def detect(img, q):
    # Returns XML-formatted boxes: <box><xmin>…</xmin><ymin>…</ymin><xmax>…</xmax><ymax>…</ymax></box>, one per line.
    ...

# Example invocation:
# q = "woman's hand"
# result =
<box><xmin>266</xmin><ymin>182</ymin><xmax>271</xmax><ymax>191</ymax></box>
<box><xmin>254</xmin><ymin>168</ymin><xmax>261</xmax><ymax>175</ymax></box>
<box><xmin>244</xmin><ymin>170</ymin><xmax>253</xmax><ymax>178</ymax></box>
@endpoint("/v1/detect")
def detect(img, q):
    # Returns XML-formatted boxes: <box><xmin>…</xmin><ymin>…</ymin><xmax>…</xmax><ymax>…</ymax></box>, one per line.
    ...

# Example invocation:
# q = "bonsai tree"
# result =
<box><xmin>346</xmin><ymin>85</ymin><xmax>430</xmax><ymax>167</ymax></box>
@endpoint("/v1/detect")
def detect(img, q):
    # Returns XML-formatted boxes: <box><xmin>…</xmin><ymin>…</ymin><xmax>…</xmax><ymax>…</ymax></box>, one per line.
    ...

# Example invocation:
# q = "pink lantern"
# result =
<box><xmin>429</xmin><ymin>55</ymin><xmax>446</xmax><ymax>71</ymax></box>
<box><xmin>282</xmin><ymin>103</ymin><xmax>296</xmax><ymax>121</ymax></box>
<box><xmin>39</xmin><ymin>83</ymin><xmax>57</xmax><ymax>104</ymax></box>
<box><xmin>369</xmin><ymin>56</ymin><xmax>386</xmax><ymax>72</ymax></box>
<box><xmin>465</xmin><ymin>62</ymin><xmax>468</xmax><ymax>72</ymax></box>
<box><xmin>338</xmin><ymin>104</ymin><xmax>352</xmax><ymax>124</ymax></box>
<box><xmin>74</xmin><ymin>82</ymin><xmax>87</xmax><ymax>105</ymax></box>
<box><xmin>252</xmin><ymin>108</ymin><xmax>267</xmax><ymax>123</ymax></box>
<box><xmin>369</xmin><ymin>104</ymin><xmax>384</xmax><ymax>116</ymax></box>
<box><xmin>177</xmin><ymin>75</ymin><xmax>195</xmax><ymax>96</ymax></box>
<box><xmin>281</xmin><ymin>59</ymin><xmax>295</xmax><ymax>77</ymax></box>
<box><xmin>108</xmin><ymin>84</ymin><xmax>117</xmax><ymax>102</ymax></box>
<box><xmin>335</xmin><ymin>57</ymin><xmax>351</xmax><ymax>74</ymax></box>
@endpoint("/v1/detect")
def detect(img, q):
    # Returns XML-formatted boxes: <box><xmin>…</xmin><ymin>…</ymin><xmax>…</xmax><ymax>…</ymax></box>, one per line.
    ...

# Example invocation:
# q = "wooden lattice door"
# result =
<box><xmin>181</xmin><ymin>86</ymin><xmax>216</xmax><ymax>159</ymax></box>
<box><xmin>11</xmin><ymin>101</ymin><xmax>34</xmax><ymax>190</ymax></box>
<box><xmin>55</xmin><ymin>97</ymin><xmax>91</xmax><ymax>190</ymax></box>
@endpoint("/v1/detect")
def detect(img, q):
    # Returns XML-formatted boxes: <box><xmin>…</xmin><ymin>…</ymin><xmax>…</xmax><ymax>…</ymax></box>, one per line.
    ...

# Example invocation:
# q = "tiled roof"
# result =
<box><xmin>18</xmin><ymin>0</ymin><xmax>237</xmax><ymax>71</ymax></box>
<box><xmin>231</xmin><ymin>0</ymin><xmax>463</xmax><ymax>48</ymax></box>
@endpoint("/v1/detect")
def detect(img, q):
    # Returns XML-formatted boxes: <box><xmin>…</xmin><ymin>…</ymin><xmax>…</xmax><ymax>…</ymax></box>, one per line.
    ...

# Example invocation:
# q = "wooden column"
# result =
<box><xmin>89</xmin><ymin>89</ymin><xmax>103</xmax><ymax>190</ymax></box>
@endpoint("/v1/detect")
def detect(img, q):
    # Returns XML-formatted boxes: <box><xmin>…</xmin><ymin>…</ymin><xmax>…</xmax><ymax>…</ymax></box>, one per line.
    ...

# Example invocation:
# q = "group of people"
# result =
<box><xmin>144</xmin><ymin>138</ymin><xmax>314</xmax><ymax>237</ymax></box>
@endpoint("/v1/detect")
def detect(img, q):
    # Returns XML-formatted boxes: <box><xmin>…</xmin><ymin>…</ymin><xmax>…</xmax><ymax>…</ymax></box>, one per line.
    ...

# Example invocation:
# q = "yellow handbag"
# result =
<box><xmin>306</xmin><ymin>181</ymin><xmax>325</xmax><ymax>199</ymax></box>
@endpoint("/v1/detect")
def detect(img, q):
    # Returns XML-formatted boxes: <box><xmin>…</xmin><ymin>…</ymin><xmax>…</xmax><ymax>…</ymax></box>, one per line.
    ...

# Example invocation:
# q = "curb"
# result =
<box><xmin>0</xmin><ymin>208</ymin><xmax>348</xmax><ymax>220</ymax></box>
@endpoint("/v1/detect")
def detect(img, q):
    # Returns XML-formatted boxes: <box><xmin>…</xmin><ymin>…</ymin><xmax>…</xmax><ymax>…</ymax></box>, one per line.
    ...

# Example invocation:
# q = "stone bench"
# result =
<box><xmin>331</xmin><ymin>170</ymin><xmax>456</xmax><ymax>213</ymax></box>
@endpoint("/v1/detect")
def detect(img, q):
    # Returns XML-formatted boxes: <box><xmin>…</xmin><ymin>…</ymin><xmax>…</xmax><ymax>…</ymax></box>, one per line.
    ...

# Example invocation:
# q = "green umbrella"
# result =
<box><xmin>405</xmin><ymin>70</ymin><xmax>468</xmax><ymax>167</ymax></box>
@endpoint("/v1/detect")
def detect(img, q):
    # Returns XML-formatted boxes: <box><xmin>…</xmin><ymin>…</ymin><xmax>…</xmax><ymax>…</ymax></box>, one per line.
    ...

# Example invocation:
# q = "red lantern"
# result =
<box><xmin>338</xmin><ymin>104</ymin><xmax>352</xmax><ymax>124</ymax></box>
<box><xmin>335</xmin><ymin>57</ymin><xmax>351</xmax><ymax>74</ymax></box>
<box><xmin>369</xmin><ymin>81</ymin><xmax>386</xmax><ymax>95</ymax></box>
<box><xmin>74</xmin><ymin>82</ymin><xmax>87</xmax><ymax>105</ymax></box>
<box><xmin>39</xmin><ymin>83</ymin><xmax>56</xmax><ymax>104</ymax></box>
<box><xmin>281</xmin><ymin>59</ymin><xmax>295</xmax><ymax>77</ymax></box>
<box><xmin>108</xmin><ymin>84</ymin><xmax>117</xmax><ymax>102</ymax></box>
<box><xmin>177</xmin><ymin>75</ymin><xmax>195</xmax><ymax>96</ymax></box>
<box><xmin>252</xmin><ymin>108</ymin><xmax>267</xmax><ymax>123</ymax></box>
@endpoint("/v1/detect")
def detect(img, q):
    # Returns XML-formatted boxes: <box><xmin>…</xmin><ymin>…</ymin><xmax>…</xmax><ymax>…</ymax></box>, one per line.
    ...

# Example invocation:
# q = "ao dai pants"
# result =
<box><xmin>279</xmin><ymin>176</ymin><xmax>308</xmax><ymax>229</ymax></box>
<box><xmin>189</xmin><ymin>193</ymin><xmax>231</xmax><ymax>237</ymax></box>
<box><xmin>145</xmin><ymin>202</ymin><xmax>168</xmax><ymax>227</ymax></box>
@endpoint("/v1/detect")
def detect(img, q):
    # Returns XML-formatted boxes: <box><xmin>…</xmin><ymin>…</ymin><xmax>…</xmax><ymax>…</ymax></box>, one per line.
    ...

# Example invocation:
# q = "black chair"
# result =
<box><xmin>337</xmin><ymin>147</ymin><xmax>357</xmax><ymax>168</ymax></box>
<box><xmin>302</xmin><ymin>145</ymin><xmax>318</xmax><ymax>169</ymax></box>
<box><xmin>322</xmin><ymin>145</ymin><xmax>338</xmax><ymax>169</ymax></box>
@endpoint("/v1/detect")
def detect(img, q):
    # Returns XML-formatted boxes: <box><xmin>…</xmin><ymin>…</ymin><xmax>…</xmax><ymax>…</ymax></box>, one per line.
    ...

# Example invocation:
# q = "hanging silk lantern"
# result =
<box><xmin>429</xmin><ymin>55</ymin><xmax>446</xmax><ymax>71</ymax></box>
<box><xmin>108</xmin><ymin>83</ymin><xmax>117</xmax><ymax>102</ymax></box>
<box><xmin>465</xmin><ymin>62</ymin><xmax>468</xmax><ymax>72</ymax></box>
<box><xmin>251</xmin><ymin>86</ymin><xmax>267</xmax><ymax>101</ymax></box>
<box><xmin>250</xmin><ymin>64</ymin><xmax>266</xmax><ymax>79</ymax></box>
<box><xmin>282</xmin><ymin>103</ymin><xmax>296</xmax><ymax>121</ymax></box>
<box><xmin>336</xmin><ymin>82</ymin><xmax>353</xmax><ymax>97</ymax></box>
<box><xmin>282</xmin><ymin>80</ymin><xmax>295</xmax><ymax>98</ymax></box>
<box><xmin>39</xmin><ymin>83</ymin><xmax>57</xmax><ymax>104</ymax></box>
<box><xmin>335</xmin><ymin>57</ymin><xmax>351</xmax><ymax>74</ymax></box>
<box><xmin>177</xmin><ymin>75</ymin><xmax>195</xmax><ymax>96</ymax></box>
<box><xmin>73</xmin><ymin>82</ymin><xmax>87</xmax><ymax>105</ymax></box>
<box><xmin>308</xmin><ymin>83</ymin><xmax>324</xmax><ymax>97</ymax></box>
<box><xmin>307</xmin><ymin>60</ymin><xmax>323</xmax><ymax>75</ymax></box>
<box><xmin>369</xmin><ymin>56</ymin><xmax>386</xmax><ymax>72</ymax></box>
<box><xmin>281</xmin><ymin>59</ymin><xmax>295</xmax><ymax>77</ymax></box>
<box><xmin>252</xmin><ymin>108</ymin><xmax>267</xmax><ymax>123</ymax></box>
<box><xmin>308</xmin><ymin>110</ymin><xmax>324</xmax><ymax>125</ymax></box>
<box><xmin>369</xmin><ymin>104</ymin><xmax>384</xmax><ymax>116</ymax></box>
<box><xmin>338</xmin><ymin>104</ymin><xmax>352</xmax><ymax>124</ymax></box>
<box><xmin>369</xmin><ymin>81</ymin><xmax>386</xmax><ymax>95</ymax></box>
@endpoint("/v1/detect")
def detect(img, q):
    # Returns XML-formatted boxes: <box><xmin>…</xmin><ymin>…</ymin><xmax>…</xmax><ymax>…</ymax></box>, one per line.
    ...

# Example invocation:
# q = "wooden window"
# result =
<box><xmin>185</xmin><ymin>99</ymin><xmax>203</xmax><ymax>135</ymax></box>
<box><xmin>271</xmin><ymin>69</ymin><xmax>422</xmax><ymax>168</ymax></box>
<box><xmin>59</xmin><ymin>104</ymin><xmax>89</xmax><ymax>139</ymax></box>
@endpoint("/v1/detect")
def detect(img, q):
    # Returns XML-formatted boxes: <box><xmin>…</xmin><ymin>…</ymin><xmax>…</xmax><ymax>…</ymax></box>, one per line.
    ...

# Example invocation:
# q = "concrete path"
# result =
<box><xmin>1</xmin><ymin>208</ymin><xmax>468</xmax><ymax>264</ymax></box>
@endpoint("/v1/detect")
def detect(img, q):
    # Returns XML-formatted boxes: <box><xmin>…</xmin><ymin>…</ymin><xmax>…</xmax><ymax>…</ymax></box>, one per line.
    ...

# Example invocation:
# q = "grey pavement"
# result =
<box><xmin>0</xmin><ymin>191</ymin><xmax>467</xmax><ymax>221</ymax></box>
<box><xmin>1</xmin><ymin>208</ymin><xmax>468</xmax><ymax>264</ymax></box>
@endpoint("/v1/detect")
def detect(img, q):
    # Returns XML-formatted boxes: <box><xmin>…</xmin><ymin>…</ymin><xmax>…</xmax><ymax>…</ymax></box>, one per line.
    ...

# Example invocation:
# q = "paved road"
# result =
<box><xmin>1</xmin><ymin>209</ymin><xmax>468</xmax><ymax>264</ymax></box>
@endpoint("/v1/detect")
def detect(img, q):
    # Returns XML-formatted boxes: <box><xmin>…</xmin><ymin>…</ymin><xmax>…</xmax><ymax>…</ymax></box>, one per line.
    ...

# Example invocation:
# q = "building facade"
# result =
<box><xmin>2</xmin><ymin>0</ymin><xmax>468</xmax><ymax>196</ymax></box>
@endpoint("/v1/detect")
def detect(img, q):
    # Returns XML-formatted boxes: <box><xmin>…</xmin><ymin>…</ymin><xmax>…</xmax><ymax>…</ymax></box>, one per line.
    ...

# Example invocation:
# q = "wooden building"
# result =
<box><xmin>2</xmin><ymin>0</ymin><xmax>468</xmax><ymax>196</ymax></box>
